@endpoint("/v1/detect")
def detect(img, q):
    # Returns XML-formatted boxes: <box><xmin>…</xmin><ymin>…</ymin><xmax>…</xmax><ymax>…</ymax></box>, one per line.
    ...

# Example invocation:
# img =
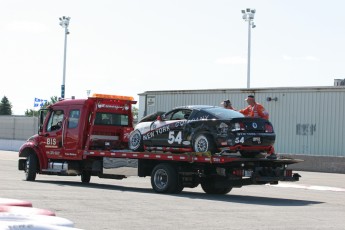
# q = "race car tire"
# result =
<box><xmin>151</xmin><ymin>163</ymin><xmax>183</xmax><ymax>194</ymax></box>
<box><xmin>200</xmin><ymin>178</ymin><xmax>232</xmax><ymax>195</ymax></box>
<box><xmin>193</xmin><ymin>133</ymin><xmax>216</xmax><ymax>153</ymax></box>
<box><xmin>25</xmin><ymin>153</ymin><xmax>38</xmax><ymax>181</ymax></box>
<box><xmin>128</xmin><ymin>130</ymin><xmax>144</xmax><ymax>151</ymax></box>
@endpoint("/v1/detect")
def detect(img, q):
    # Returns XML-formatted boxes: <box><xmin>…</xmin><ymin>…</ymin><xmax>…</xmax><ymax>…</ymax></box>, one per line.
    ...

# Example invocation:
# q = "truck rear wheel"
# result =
<box><xmin>200</xmin><ymin>178</ymin><xmax>232</xmax><ymax>195</ymax></box>
<box><xmin>81</xmin><ymin>171</ymin><xmax>91</xmax><ymax>183</ymax></box>
<box><xmin>25</xmin><ymin>153</ymin><xmax>38</xmax><ymax>181</ymax></box>
<box><xmin>151</xmin><ymin>163</ymin><xmax>183</xmax><ymax>194</ymax></box>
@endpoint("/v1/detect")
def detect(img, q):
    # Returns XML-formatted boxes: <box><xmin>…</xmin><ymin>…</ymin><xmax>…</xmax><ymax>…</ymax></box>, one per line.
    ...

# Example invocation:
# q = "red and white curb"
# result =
<box><xmin>0</xmin><ymin>198</ymin><xmax>32</xmax><ymax>207</ymax></box>
<box><xmin>0</xmin><ymin>206</ymin><xmax>55</xmax><ymax>216</ymax></box>
<box><xmin>0</xmin><ymin>213</ymin><xmax>74</xmax><ymax>227</ymax></box>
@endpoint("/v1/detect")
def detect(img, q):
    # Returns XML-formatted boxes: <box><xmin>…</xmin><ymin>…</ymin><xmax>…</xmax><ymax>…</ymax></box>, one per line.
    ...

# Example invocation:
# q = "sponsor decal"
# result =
<box><xmin>65</xmin><ymin>152</ymin><xmax>77</xmax><ymax>156</ymax></box>
<box><xmin>253</xmin><ymin>137</ymin><xmax>261</xmax><ymax>144</ymax></box>
<box><xmin>97</xmin><ymin>102</ymin><xmax>129</xmax><ymax>110</ymax></box>
<box><xmin>143</xmin><ymin>124</ymin><xmax>171</xmax><ymax>140</ymax></box>
<box><xmin>46</xmin><ymin>138</ymin><xmax>58</xmax><ymax>148</ymax></box>
<box><xmin>182</xmin><ymin>141</ymin><xmax>191</xmax><ymax>145</ymax></box>
<box><xmin>141</xmin><ymin>115</ymin><xmax>210</xmax><ymax>141</ymax></box>
<box><xmin>218</xmin><ymin>122</ymin><xmax>228</xmax><ymax>135</ymax></box>
<box><xmin>252</xmin><ymin>122</ymin><xmax>258</xmax><ymax>129</ymax></box>
<box><xmin>47</xmin><ymin>151</ymin><xmax>60</xmax><ymax>156</ymax></box>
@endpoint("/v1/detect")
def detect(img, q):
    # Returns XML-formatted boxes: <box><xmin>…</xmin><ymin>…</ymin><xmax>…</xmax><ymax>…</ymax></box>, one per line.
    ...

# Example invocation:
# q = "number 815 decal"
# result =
<box><xmin>168</xmin><ymin>131</ymin><xmax>182</xmax><ymax>144</ymax></box>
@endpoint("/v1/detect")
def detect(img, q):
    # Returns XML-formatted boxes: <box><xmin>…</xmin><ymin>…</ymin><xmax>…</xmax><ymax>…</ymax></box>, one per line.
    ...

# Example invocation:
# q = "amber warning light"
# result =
<box><xmin>91</xmin><ymin>93</ymin><xmax>134</xmax><ymax>101</ymax></box>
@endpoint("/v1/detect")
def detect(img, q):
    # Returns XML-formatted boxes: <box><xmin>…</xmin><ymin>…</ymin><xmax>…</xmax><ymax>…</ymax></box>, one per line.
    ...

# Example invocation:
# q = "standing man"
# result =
<box><xmin>221</xmin><ymin>99</ymin><xmax>235</xmax><ymax>110</ymax></box>
<box><xmin>240</xmin><ymin>95</ymin><xmax>276</xmax><ymax>159</ymax></box>
<box><xmin>239</xmin><ymin>95</ymin><xmax>269</xmax><ymax>120</ymax></box>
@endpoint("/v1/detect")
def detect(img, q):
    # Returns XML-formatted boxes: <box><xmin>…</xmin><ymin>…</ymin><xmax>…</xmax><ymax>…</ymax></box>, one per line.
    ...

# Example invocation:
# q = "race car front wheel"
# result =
<box><xmin>128</xmin><ymin>130</ymin><xmax>144</xmax><ymax>151</ymax></box>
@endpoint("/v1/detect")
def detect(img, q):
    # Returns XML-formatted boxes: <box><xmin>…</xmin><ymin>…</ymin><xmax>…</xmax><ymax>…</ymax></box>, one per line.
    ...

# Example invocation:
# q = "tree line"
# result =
<box><xmin>0</xmin><ymin>96</ymin><xmax>138</xmax><ymax>118</ymax></box>
<box><xmin>0</xmin><ymin>96</ymin><xmax>59</xmax><ymax>116</ymax></box>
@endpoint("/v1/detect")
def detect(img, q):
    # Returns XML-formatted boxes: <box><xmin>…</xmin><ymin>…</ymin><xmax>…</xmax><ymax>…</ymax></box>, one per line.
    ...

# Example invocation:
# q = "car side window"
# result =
<box><xmin>171</xmin><ymin>110</ymin><xmax>185</xmax><ymax>120</ymax></box>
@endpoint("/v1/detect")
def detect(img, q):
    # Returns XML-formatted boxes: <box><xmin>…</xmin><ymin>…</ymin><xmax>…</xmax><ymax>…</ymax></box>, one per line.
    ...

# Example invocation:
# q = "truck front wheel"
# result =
<box><xmin>151</xmin><ymin>163</ymin><xmax>183</xmax><ymax>194</ymax></box>
<box><xmin>200</xmin><ymin>178</ymin><xmax>232</xmax><ymax>195</ymax></box>
<box><xmin>25</xmin><ymin>153</ymin><xmax>38</xmax><ymax>181</ymax></box>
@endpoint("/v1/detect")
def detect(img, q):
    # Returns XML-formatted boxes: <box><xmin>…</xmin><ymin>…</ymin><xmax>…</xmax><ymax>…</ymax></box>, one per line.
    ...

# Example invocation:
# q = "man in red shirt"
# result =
<box><xmin>239</xmin><ymin>95</ymin><xmax>269</xmax><ymax>120</ymax></box>
<box><xmin>240</xmin><ymin>95</ymin><xmax>276</xmax><ymax>159</ymax></box>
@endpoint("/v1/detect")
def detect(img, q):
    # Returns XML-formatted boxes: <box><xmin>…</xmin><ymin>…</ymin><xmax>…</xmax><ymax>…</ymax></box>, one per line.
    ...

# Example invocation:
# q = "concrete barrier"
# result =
<box><xmin>282</xmin><ymin>154</ymin><xmax>345</xmax><ymax>174</ymax></box>
<box><xmin>0</xmin><ymin>139</ymin><xmax>26</xmax><ymax>152</ymax></box>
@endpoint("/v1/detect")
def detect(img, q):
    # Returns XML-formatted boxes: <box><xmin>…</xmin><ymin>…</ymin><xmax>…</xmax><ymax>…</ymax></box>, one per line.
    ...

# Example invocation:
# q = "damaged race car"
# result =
<box><xmin>129</xmin><ymin>105</ymin><xmax>276</xmax><ymax>157</ymax></box>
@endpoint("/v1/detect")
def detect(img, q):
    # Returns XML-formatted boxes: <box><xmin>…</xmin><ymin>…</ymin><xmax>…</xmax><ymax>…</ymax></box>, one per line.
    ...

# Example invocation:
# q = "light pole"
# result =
<box><xmin>59</xmin><ymin>16</ymin><xmax>71</xmax><ymax>99</ymax></box>
<box><xmin>241</xmin><ymin>8</ymin><xmax>256</xmax><ymax>89</ymax></box>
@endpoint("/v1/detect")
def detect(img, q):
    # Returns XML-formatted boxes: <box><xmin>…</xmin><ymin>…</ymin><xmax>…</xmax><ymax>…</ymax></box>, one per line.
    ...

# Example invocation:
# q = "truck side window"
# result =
<box><xmin>68</xmin><ymin>110</ymin><xmax>80</xmax><ymax>129</ymax></box>
<box><xmin>47</xmin><ymin>110</ymin><xmax>64</xmax><ymax>132</ymax></box>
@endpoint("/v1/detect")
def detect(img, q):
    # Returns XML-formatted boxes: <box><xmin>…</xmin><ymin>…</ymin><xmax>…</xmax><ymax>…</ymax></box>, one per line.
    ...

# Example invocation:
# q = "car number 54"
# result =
<box><xmin>168</xmin><ymin>131</ymin><xmax>182</xmax><ymax>144</ymax></box>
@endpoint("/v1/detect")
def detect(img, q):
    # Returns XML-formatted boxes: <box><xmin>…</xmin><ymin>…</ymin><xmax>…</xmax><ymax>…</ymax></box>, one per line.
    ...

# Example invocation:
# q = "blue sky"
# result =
<box><xmin>2</xmin><ymin>0</ymin><xmax>345</xmax><ymax>115</ymax></box>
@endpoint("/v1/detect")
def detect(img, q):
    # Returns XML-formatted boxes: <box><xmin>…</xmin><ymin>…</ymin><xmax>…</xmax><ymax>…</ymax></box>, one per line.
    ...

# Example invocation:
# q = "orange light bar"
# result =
<box><xmin>91</xmin><ymin>93</ymin><xmax>134</xmax><ymax>101</ymax></box>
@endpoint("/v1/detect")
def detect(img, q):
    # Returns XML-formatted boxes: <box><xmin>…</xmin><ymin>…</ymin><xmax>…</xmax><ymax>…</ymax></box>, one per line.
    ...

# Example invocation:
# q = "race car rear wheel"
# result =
<box><xmin>193</xmin><ymin>133</ymin><xmax>216</xmax><ymax>153</ymax></box>
<box><xmin>128</xmin><ymin>130</ymin><xmax>144</xmax><ymax>151</ymax></box>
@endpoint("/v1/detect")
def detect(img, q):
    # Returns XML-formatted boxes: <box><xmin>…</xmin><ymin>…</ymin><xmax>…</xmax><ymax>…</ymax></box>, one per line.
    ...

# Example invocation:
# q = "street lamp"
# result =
<box><xmin>241</xmin><ymin>8</ymin><xmax>256</xmax><ymax>89</ymax></box>
<box><xmin>59</xmin><ymin>16</ymin><xmax>71</xmax><ymax>99</ymax></box>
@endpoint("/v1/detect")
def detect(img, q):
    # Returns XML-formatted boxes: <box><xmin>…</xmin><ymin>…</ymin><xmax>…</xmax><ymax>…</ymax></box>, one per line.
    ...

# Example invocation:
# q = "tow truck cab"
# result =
<box><xmin>18</xmin><ymin>94</ymin><xmax>136</xmax><ymax>173</ymax></box>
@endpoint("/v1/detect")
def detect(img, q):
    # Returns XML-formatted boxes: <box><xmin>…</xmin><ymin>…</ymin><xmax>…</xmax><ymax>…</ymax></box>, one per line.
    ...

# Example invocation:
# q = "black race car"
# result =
<box><xmin>129</xmin><ymin>105</ymin><xmax>275</xmax><ymax>156</ymax></box>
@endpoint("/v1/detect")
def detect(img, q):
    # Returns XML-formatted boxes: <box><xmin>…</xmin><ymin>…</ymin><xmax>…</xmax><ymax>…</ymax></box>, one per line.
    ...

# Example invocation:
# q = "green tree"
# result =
<box><xmin>0</xmin><ymin>96</ymin><xmax>12</xmax><ymax>115</ymax></box>
<box><xmin>132</xmin><ymin>106</ymin><xmax>138</xmax><ymax>120</ymax></box>
<box><xmin>24</xmin><ymin>109</ymin><xmax>39</xmax><ymax>117</ymax></box>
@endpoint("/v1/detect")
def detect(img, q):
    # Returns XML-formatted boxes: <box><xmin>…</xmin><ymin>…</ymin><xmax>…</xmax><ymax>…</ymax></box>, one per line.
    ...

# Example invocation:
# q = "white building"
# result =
<box><xmin>138</xmin><ymin>86</ymin><xmax>345</xmax><ymax>173</ymax></box>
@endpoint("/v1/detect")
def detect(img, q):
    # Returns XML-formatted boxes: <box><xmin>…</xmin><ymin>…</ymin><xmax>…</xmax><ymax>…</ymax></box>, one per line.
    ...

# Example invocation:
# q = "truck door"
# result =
<box><xmin>39</xmin><ymin>109</ymin><xmax>65</xmax><ymax>159</ymax></box>
<box><xmin>63</xmin><ymin>108</ymin><xmax>82</xmax><ymax>160</ymax></box>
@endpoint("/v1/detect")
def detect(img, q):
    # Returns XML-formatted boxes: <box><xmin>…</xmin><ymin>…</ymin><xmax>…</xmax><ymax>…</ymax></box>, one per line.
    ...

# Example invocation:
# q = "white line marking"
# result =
<box><xmin>270</xmin><ymin>183</ymin><xmax>345</xmax><ymax>192</ymax></box>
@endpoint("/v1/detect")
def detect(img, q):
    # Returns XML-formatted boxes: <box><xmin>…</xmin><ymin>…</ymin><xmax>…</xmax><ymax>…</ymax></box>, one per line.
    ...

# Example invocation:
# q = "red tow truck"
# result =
<box><xmin>18</xmin><ymin>94</ymin><xmax>301</xmax><ymax>194</ymax></box>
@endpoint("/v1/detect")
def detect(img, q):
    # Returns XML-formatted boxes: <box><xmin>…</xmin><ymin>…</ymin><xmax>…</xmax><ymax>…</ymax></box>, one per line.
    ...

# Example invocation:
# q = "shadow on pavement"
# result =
<box><xmin>34</xmin><ymin>180</ymin><xmax>322</xmax><ymax>207</ymax></box>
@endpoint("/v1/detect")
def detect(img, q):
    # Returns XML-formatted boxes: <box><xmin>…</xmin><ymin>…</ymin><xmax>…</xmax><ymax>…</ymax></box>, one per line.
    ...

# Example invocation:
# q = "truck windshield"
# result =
<box><xmin>94</xmin><ymin>112</ymin><xmax>129</xmax><ymax>126</ymax></box>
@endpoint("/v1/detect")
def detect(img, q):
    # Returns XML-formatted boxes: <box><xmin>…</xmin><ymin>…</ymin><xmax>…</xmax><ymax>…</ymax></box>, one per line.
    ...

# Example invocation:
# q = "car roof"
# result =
<box><xmin>172</xmin><ymin>105</ymin><xmax>218</xmax><ymax>110</ymax></box>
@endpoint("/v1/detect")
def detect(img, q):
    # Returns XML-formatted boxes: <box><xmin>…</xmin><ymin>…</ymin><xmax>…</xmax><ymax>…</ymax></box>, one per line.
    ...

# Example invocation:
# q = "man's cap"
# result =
<box><xmin>245</xmin><ymin>95</ymin><xmax>255</xmax><ymax>101</ymax></box>
<box><xmin>221</xmin><ymin>99</ymin><xmax>231</xmax><ymax>105</ymax></box>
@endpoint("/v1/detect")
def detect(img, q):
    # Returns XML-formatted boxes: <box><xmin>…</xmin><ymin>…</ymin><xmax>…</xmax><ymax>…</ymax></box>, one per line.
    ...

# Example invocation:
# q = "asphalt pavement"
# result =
<box><xmin>1</xmin><ymin>150</ymin><xmax>345</xmax><ymax>230</ymax></box>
